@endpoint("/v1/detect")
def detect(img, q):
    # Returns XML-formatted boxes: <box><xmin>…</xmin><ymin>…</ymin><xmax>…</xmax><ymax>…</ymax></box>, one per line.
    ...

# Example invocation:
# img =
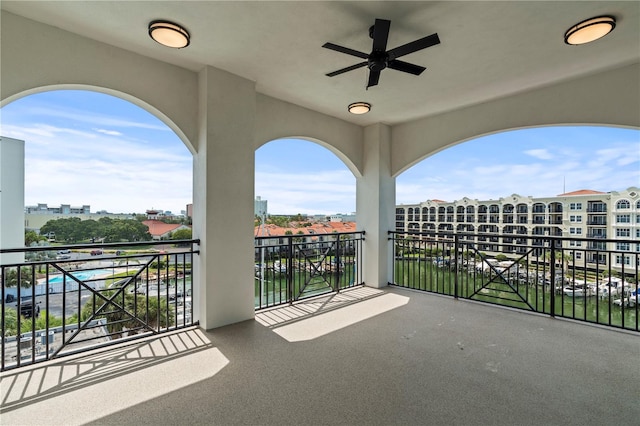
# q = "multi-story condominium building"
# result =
<box><xmin>25</xmin><ymin>203</ymin><xmax>91</xmax><ymax>215</ymax></box>
<box><xmin>396</xmin><ymin>187</ymin><xmax>640</xmax><ymax>271</ymax></box>
<box><xmin>24</xmin><ymin>203</ymin><xmax>135</xmax><ymax>235</ymax></box>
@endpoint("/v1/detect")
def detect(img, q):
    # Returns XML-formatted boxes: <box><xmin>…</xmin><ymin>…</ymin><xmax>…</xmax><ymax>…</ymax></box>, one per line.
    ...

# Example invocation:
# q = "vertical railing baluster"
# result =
<box><xmin>454</xmin><ymin>234</ymin><xmax>459</xmax><ymax>299</ymax></box>
<box><xmin>287</xmin><ymin>236</ymin><xmax>293</xmax><ymax>304</ymax></box>
<box><xmin>1</xmin><ymin>266</ymin><xmax>5</xmax><ymax>371</ymax></box>
<box><xmin>550</xmin><ymin>239</ymin><xmax>556</xmax><ymax>318</ymax></box>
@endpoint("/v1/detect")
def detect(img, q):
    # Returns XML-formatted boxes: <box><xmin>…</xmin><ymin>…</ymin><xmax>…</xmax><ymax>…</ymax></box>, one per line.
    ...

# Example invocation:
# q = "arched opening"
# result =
<box><xmin>253</xmin><ymin>138</ymin><xmax>358</xmax><ymax>309</ymax></box>
<box><xmin>392</xmin><ymin>125</ymin><xmax>639</xmax><ymax>328</ymax></box>
<box><xmin>0</xmin><ymin>89</ymin><xmax>197</xmax><ymax>355</ymax></box>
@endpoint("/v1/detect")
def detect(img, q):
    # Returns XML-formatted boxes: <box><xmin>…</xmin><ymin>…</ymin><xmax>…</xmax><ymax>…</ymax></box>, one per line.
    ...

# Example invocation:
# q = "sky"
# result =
<box><xmin>1</xmin><ymin>90</ymin><xmax>639</xmax><ymax>216</ymax></box>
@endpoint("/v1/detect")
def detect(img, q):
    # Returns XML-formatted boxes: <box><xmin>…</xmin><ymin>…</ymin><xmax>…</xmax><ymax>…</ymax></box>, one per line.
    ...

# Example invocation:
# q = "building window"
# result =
<box><xmin>616</xmin><ymin>214</ymin><xmax>631</xmax><ymax>223</ymax></box>
<box><xmin>616</xmin><ymin>242</ymin><xmax>630</xmax><ymax>251</ymax></box>
<box><xmin>575</xmin><ymin>252</ymin><xmax>582</xmax><ymax>259</ymax></box>
<box><xmin>569</xmin><ymin>202</ymin><xmax>582</xmax><ymax>210</ymax></box>
<box><xmin>616</xmin><ymin>255</ymin><xmax>631</xmax><ymax>265</ymax></box>
<box><xmin>569</xmin><ymin>215</ymin><xmax>583</xmax><ymax>222</ymax></box>
<box><xmin>616</xmin><ymin>200</ymin><xmax>630</xmax><ymax>209</ymax></box>
<box><xmin>616</xmin><ymin>228</ymin><xmax>630</xmax><ymax>237</ymax></box>
<box><xmin>569</xmin><ymin>227</ymin><xmax>582</xmax><ymax>235</ymax></box>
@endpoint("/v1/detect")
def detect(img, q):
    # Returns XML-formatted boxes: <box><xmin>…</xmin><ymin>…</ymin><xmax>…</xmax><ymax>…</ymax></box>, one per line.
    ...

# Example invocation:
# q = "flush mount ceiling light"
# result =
<box><xmin>564</xmin><ymin>16</ymin><xmax>616</xmax><ymax>45</ymax></box>
<box><xmin>348</xmin><ymin>102</ymin><xmax>371</xmax><ymax>114</ymax></box>
<box><xmin>149</xmin><ymin>20</ymin><xmax>190</xmax><ymax>48</ymax></box>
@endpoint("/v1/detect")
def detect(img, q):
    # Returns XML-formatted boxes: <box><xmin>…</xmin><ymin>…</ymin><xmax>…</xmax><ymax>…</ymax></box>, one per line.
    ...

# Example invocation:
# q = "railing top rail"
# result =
<box><xmin>254</xmin><ymin>230</ymin><xmax>364</xmax><ymax>241</ymax></box>
<box><xmin>0</xmin><ymin>239</ymin><xmax>200</xmax><ymax>254</ymax></box>
<box><xmin>387</xmin><ymin>230</ymin><xmax>638</xmax><ymax>246</ymax></box>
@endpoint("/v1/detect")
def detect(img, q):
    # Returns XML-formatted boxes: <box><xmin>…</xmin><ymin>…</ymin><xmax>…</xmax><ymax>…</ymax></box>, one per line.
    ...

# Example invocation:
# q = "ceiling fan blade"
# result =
<box><xmin>366</xmin><ymin>69</ymin><xmax>381</xmax><ymax>89</ymax></box>
<box><xmin>388</xmin><ymin>60</ymin><xmax>426</xmax><ymax>75</ymax></box>
<box><xmin>326</xmin><ymin>61</ymin><xmax>368</xmax><ymax>77</ymax></box>
<box><xmin>387</xmin><ymin>33</ymin><xmax>440</xmax><ymax>61</ymax></box>
<box><xmin>322</xmin><ymin>42</ymin><xmax>369</xmax><ymax>59</ymax></box>
<box><xmin>371</xmin><ymin>19</ymin><xmax>391</xmax><ymax>52</ymax></box>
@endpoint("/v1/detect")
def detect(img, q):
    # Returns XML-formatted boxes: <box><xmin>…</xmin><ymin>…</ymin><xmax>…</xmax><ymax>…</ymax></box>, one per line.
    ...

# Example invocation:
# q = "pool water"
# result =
<box><xmin>47</xmin><ymin>269</ymin><xmax>113</xmax><ymax>284</ymax></box>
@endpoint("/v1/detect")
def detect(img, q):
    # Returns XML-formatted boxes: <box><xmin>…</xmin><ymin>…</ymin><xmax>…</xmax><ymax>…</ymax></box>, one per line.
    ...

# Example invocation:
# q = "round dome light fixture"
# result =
<box><xmin>348</xmin><ymin>102</ymin><xmax>371</xmax><ymax>114</ymax></box>
<box><xmin>564</xmin><ymin>16</ymin><xmax>616</xmax><ymax>45</ymax></box>
<box><xmin>149</xmin><ymin>20</ymin><xmax>190</xmax><ymax>48</ymax></box>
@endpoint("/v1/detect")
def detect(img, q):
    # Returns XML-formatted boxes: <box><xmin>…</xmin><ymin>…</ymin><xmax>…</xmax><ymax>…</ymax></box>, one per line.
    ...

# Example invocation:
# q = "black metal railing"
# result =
<box><xmin>254</xmin><ymin>232</ymin><xmax>364</xmax><ymax>310</ymax></box>
<box><xmin>389</xmin><ymin>231</ymin><xmax>639</xmax><ymax>332</ymax></box>
<box><xmin>1</xmin><ymin>240</ymin><xmax>199</xmax><ymax>371</ymax></box>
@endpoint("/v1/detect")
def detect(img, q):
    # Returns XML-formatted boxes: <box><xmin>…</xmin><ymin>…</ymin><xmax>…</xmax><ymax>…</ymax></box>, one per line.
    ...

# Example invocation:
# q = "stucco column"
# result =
<box><xmin>193</xmin><ymin>66</ymin><xmax>256</xmax><ymax>329</ymax></box>
<box><xmin>356</xmin><ymin>123</ymin><xmax>395</xmax><ymax>288</ymax></box>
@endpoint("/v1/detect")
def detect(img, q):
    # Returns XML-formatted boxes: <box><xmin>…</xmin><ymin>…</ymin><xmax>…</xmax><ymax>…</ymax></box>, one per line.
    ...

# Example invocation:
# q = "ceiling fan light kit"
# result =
<box><xmin>323</xmin><ymin>18</ymin><xmax>440</xmax><ymax>89</ymax></box>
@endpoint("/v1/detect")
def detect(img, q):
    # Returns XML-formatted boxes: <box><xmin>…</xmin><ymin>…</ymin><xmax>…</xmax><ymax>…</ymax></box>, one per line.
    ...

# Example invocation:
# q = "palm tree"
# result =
<box><xmin>3</xmin><ymin>267</ymin><xmax>35</xmax><ymax>288</ymax></box>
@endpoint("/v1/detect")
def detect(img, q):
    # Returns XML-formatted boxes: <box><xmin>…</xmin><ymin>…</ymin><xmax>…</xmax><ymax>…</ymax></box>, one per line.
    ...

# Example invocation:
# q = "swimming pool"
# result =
<box><xmin>47</xmin><ymin>269</ymin><xmax>113</xmax><ymax>284</ymax></box>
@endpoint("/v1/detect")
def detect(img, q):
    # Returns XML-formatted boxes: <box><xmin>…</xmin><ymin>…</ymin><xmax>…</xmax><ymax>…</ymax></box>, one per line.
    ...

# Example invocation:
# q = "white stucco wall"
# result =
<box><xmin>391</xmin><ymin>63</ymin><xmax>640</xmax><ymax>176</ymax></box>
<box><xmin>255</xmin><ymin>94</ymin><xmax>364</xmax><ymax>177</ymax></box>
<box><xmin>0</xmin><ymin>12</ymin><xmax>199</xmax><ymax>153</ymax></box>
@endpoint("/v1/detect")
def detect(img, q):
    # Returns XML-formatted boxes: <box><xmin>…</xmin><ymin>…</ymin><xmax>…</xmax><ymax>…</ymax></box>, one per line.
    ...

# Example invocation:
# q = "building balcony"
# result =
<box><xmin>2</xmin><ymin>230</ymin><xmax>639</xmax><ymax>425</ymax></box>
<box><xmin>1</xmin><ymin>285</ymin><xmax>637</xmax><ymax>425</ymax></box>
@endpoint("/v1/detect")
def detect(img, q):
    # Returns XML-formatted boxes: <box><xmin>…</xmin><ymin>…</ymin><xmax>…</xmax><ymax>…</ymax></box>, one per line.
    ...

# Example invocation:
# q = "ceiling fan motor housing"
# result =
<box><xmin>368</xmin><ymin>51</ymin><xmax>388</xmax><ymax>71</ymax></box>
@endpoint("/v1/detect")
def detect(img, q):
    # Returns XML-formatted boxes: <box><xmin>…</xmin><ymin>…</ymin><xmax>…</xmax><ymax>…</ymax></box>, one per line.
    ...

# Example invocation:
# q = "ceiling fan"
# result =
<box><xmin>323</xmin><ymin>18</ymin><xmax>440</xmax><ymax>89</ymax></box>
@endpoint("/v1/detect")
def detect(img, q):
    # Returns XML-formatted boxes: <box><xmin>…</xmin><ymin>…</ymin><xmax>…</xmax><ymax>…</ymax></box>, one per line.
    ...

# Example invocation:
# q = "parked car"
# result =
<box><xmin>57</xmin><ymin>249</ymin><xmax>71</xmax><ymax>254</ymax></box>
<box><xmin>20</xmin><ymin>298</ymin><xmax>41</xmax><ymax>318</ymax></box>
<box><xmin>90</xmin><ymin>249</ymin><xmax>103</xmax><ymax>256</ymax></box>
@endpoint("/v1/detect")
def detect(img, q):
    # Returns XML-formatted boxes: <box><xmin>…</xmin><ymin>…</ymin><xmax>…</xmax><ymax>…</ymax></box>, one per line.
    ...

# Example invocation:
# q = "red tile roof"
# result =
<box><xmin>557</xmin><ymin>189</ymin><xmax>606</xmax><ymax>196</ymax></box>
<box><xmin>142</xmin><ymin>220</ymin><xmax>185</xmax><ymax>237</ymax></box>
<box><xmin>254</xmin><ymin>221</ymin><xmax>357</xmax><ymax>237</ymax></box>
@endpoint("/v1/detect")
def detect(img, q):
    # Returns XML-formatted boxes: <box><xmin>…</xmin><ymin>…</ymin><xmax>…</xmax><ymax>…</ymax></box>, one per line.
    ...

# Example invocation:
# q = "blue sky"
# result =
<box><xmin>1</xmin><ymin>90</ymin><xmax>639</xmax><ymax>215</ymax></box>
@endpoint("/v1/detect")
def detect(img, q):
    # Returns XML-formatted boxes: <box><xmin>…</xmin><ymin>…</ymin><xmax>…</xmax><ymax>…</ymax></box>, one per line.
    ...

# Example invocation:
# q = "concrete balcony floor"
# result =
<box><xmin>1</xmin><ymin>286</ymin><xmax>638</xmax><ymax>425</ymax></box>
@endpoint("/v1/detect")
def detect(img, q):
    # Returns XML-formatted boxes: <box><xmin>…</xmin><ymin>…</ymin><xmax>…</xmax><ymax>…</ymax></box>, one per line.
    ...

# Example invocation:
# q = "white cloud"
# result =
<box><xmin>95</xmin><ymin>128</ymin><xmax>123</xmax><ymax>136</ymax></box>
<box><xmin>24</xmin><ymin>106</ymin><xmax>170</xmax><ymax>131</ymax></box>
<box><xmin>524</xmin><ymin>149</ymin><xmax>553</xmax><ymax>160</ymax></box>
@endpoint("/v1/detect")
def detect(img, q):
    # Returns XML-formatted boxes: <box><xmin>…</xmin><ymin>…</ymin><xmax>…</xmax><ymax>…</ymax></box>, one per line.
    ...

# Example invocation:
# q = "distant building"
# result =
<box><xmin>25</xmin><ymin>203</ymin><xmax>90</xmax><ymax>214</ymax></box>
<box><xmin>396</xmin><ymin>187</ymin><xmax>640</xmax><ymax>272</ymax></box>
<box><xmin>186</xmin><ymin>203</ymin><xmax>193</xmax><ymax>219</ymax></box>
<box><xmin>24</xmin><ymin>203</ymin><xmax>136</xmax><ymax>234</ymax></box>
<box><xmin>146</xmin><ymin>209</ymin><xmax>162</xmax><ymax>220</ymax></box>
<box><xmin>142</xmin><ymin>220</ymin><xmax>191</xmax><ymax>240</ymax></box>
<box><xmin>255</xmin><ymin>196</ymin><xmax>268</xmax><ymax>217</ymax></box>
<box><xmin>254</xmin><ymin>221</ymin><xmax>357</xmax><ymax>242</ymax></box>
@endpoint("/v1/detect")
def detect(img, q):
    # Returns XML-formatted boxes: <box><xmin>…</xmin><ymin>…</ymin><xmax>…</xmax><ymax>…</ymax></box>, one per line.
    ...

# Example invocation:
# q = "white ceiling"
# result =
<box><xmin>2</xmin><ymin>1</ymin><xmax>639</xmax><ymax>126</ymax></box>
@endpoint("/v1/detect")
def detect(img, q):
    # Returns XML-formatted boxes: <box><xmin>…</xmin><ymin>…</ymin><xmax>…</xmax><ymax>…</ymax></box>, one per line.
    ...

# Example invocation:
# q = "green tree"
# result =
<box><xmin>171</xmin><ymin>228</ymin><xmax>192</xmax><ymax>240</ymax></box>
<box><xmin>25</xmin><ymin>230</ymin><xmax>46</xmax><ymax>246</ymax></box>
<box><xmin>40</xmin><ymin>217</ymin><xmax>150</xmax><ymax>243</ymax></box>
<box><xmin>1</xmin><ymin>308</ymin><xmax>18</xmax><ymax>336</ymax></box>
<box><xmin>103</xmin><ymin>219</ymin><xmax>151</xmax><ymax>242</ymax></box>
<box><xmin>3</xmin><ymin>267</ymin><xmax>35</xmax><ymax>288</ymax></box>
